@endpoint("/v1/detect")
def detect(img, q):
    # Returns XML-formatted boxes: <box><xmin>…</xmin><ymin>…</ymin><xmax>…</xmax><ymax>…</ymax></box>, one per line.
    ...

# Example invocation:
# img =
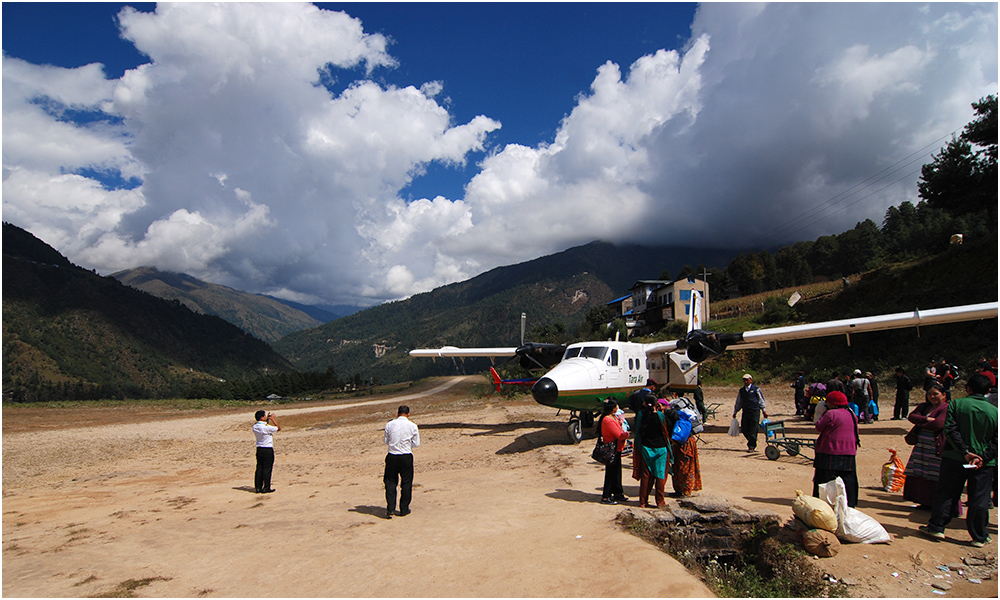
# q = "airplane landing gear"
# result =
<box><xmin>567</xmin><ymin>417</ymin><xmax>582</xmax><ymax>444</ymax></box>
<box><xmin>566</xmin><ymin>411</ymin><xmax>595</xmax><ymax>444</ymax></box>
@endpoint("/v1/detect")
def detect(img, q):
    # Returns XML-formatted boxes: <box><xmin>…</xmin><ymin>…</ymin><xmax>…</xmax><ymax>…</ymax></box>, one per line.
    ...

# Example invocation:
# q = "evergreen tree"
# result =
<box><xmin>918</xmin><ymin>95</ymin><xmax>997</xmax><ymax>217</ymax></box>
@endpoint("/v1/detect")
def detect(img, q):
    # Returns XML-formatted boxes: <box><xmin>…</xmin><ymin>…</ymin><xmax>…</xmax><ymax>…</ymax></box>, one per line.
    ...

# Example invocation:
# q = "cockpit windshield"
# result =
<box><xmin>583</xmin><ymin>346</ymin><xmax>609</xmax><ymax>360</ymax></box>
<box><xmin>564</xmin><ymin>346</ymin><xmax>609</xmax><ymax>361</ymax></box>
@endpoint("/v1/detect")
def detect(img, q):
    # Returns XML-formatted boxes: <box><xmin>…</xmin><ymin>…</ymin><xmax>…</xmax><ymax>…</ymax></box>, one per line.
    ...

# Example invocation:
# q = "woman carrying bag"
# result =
<box><xmin>631</xmin><ymin>397</ymin><xmax>677</xmax><ymax>508</ymax></box>
<box><xmin>903</xmin><ymin>383</ymin><xmax>953</xmax><ymax>510</ymax></box>
<box><xmin>813</xmin><ymin>391</ymin><xmax>860</xmax><ymax>507</ymax></box>
<box><xmin>598</xmin><ymin>399</ymin><xmax>629</xmax><ymax>505</ymax></box>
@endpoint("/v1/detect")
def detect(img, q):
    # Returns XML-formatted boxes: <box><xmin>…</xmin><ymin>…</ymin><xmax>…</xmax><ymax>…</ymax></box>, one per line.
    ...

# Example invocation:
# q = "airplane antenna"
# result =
<box><xmin>520</xmin><ymin>313</ymin><xmax>526</xmax><ymax>346</ymax></box>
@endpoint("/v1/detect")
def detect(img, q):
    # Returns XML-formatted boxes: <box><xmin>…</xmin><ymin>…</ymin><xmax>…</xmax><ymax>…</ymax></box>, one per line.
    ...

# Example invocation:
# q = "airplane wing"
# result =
<box><xmin>739</xmin><ymin>302</ymin><xmax>998</xmax><ymax>345</ymax></box>
<box><xmin>678</xmin><ymin>301</ymin><xmax>998</xmax><ymax>362</ymax></box>
<box><xmin>408</xmin><ymin>346</ymin><xmax>518</xmax><ymax>358</ymax></box>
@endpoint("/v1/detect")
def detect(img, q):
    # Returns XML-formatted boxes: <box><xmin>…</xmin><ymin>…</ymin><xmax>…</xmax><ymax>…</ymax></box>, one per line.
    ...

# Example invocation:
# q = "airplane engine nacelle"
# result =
<box><xmin>683</xmin><ymin>330</ymin><xmax>744</xmax><ymax>363</ymax></box>
<box><xmin>516</xmin><ymin>343</ymin><xmax>567</xmax><ymax>371</ymax></box>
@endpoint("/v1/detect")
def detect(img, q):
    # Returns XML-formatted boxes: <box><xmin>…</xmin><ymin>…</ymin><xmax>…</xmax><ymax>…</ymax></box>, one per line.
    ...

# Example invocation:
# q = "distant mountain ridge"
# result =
<box><xmin>2</xmin><ymin>222</ymin><xmax>293</xmax><ymax>401</ymax></box>
<box><xmin>112</xmin><ymin>267</ymin><xmax>329</xmax><ymax>343</ymax></box>
<box><xmin>262</xmin><ymin>296</ymin><xmax>361</xmax><ymax>323</ymax></box>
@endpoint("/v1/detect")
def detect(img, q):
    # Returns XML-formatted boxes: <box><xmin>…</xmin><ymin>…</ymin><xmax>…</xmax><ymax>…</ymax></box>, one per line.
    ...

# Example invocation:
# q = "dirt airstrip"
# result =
<box><xmin>2</xmin><ymin>378</ymin><xmax>997</xmax><ymax>597</ymax></box>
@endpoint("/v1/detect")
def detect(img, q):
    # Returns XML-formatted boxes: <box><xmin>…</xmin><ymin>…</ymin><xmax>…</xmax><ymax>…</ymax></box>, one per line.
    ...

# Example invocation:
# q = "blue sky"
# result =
<box><xmin>2</xmin><ymin>3</ymin><xmax>997</xmax><ymax>307</ymax></box>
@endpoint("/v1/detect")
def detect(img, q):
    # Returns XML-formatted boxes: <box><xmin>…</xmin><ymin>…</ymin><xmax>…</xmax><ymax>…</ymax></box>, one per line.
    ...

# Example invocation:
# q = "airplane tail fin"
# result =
<box><xmin>489</xmin><ymin>367</ymin><xmax>503</xmax><ymax>392</ymax></box>
<box><xmin>688</xmin><ymin>291</ymin><xmax>703</xmax><ymax>334</ymax></box>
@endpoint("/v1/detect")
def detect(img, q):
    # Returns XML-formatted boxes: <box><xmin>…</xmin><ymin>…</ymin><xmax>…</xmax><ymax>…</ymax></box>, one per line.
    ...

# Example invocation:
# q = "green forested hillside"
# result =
<box><xmin>699</xmin><ymin>237</ymin><xmax>998</xmax><ymax>385</ymax></box>
<box><xmin>3</xmin><ymin>223</ymin><xmax>294</xmax><ymax>401</ymax></box>
<box><xmin>112</xmin><ymin>267</ymin><xmax>324</xmax><ymax>343</ymax></box>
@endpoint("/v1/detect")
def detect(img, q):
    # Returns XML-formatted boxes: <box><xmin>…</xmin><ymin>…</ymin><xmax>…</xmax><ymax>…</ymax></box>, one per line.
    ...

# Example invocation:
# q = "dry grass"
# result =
<box><xmin>710</xmin><ymin>278</ymin><xmax>858</xmax><ymax>320</ymax></box>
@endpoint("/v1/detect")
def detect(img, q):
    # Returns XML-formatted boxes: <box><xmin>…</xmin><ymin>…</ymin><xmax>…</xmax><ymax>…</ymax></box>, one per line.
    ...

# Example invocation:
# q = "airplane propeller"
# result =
<box><xmin>506</xmin><ymin>312</ymin><xmax>566</xmax><ymax>371</ymax></box>
<box><xmin>678</xmin><ymin>329</ymin><xmax>745</xmax><ymax>363</ymax></box>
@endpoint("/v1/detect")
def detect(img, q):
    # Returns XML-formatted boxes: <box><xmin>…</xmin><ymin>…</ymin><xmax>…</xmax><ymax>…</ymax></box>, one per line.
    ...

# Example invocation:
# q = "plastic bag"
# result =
<box><xmin>821</xmin><ymin>477</ymin><xmax>891</xmax><ymax>544</ymax></box>
<box><xmin>881</xmin><ymin>449</ymin><xmax>906</xmax><ymax>492</ymax></box>
<box><xmin>728</xmin><ymin>418</ymin><xmax>740</xmax><ymax>437</ymax></box>
<box><xmin>792</xmin><ymin>489</ymin><xmax>838</xmax><ymax>533</ymax></box>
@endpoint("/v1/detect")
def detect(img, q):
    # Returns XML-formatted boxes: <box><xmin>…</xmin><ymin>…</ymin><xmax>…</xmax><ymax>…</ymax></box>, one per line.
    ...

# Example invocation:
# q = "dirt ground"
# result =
<box><xmin>2</xmin><ymin>378</ymin><xmax>997</xmax><ymax>598</ymax></box>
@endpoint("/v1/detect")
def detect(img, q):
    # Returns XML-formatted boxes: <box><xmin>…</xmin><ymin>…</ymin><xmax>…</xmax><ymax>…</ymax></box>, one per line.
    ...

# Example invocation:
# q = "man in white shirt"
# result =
<box><xmin>383</xmin><ymin>405</ymin><xmax>420</xmax><ymax>518</ymax></box>
<box><xmin>253</xmin><ymin>410</ymin><xmax>280</xmax><ymax>493</ymax></box>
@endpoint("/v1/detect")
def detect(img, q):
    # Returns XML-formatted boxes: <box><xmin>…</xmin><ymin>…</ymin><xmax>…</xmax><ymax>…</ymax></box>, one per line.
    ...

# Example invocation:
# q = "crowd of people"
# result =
<box><xmin>251</xmin><ymin>358</ymin><xmax>996</xmax><ymax>546</ymax></box>
<box><xmin>794</xmin><ymin>369</ymin><xmax>883</xmax><ymax>423</ymax></box>
<box><xmin>594</xmin><ymin>360</ymin><xmax>996</xmax><ymax>548</ymax></box>
<box><xmin>593</xmin><ymin>379</ymin><xmax>705</xmax><ymax>507</ymax></box>
<box><xmin>793</xmin><ymin>358</ymin><xmax>997</xmax><ymax>547</ymax></box>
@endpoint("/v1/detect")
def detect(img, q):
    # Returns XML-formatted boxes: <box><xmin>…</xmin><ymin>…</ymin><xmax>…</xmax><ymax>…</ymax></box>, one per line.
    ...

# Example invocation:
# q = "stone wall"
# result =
<box><xmin>616</xmin><ymin>494</ymin><xmax>781</xmax><ymax>560</ymax></box>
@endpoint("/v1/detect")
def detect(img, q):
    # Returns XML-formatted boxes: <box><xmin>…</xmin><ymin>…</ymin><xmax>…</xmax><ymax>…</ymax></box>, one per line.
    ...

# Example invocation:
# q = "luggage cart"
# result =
<box><xmin>763</xmin><ymin>420</ymin><xmax>816</xmax><ymax>461</ymax></box>
<box><xmin>704</xmin><ymin>402</ymin><xmax>723</xmax><ymax>420</ymax></box>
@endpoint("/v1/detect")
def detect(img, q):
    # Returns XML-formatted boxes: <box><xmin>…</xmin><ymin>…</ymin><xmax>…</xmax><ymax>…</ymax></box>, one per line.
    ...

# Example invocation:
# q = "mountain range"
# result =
<box><xmin>6</xmin><ymin>219</ymin><xmax>995</xmax><ymax>400</ymax></box>
<box><xmin>111</xmin><ymin>267</ymin><xmax>329</xmax><ymax>344</ymax></box>
<box><xmin>2</xmin><ymin>223</ymin><xmax>294</xmax><ymax>400</ymax></box>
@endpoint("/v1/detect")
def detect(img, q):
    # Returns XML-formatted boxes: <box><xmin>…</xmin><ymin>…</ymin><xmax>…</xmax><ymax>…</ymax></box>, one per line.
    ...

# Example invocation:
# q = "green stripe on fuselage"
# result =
<box><xmin>543</xmin><ymin>386</ymin><xmax>643</xmax><ymax>411</ymax></box>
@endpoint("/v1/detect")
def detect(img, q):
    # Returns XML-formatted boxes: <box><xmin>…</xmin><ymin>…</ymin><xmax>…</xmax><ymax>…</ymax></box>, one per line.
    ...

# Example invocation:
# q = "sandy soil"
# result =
<box><xmin>2</xmin><ymin>378</ymin><xmax>997</xmax><ymax>598</ymax></box>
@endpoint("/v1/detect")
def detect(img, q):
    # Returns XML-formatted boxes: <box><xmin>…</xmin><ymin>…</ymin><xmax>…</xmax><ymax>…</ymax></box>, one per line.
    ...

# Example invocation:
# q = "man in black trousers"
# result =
<box><xmin>383</xmin><ymin>405</ymin><xmax>420</xmax><ymax>518</ymax></box>
<box><xmin>253</xmin><ymin>410</ymin><xmax>280</xmax><ymax>493</ymax></box>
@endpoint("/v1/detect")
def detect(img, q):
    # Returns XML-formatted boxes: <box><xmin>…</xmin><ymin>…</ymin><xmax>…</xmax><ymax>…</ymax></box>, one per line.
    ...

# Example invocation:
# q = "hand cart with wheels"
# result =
<box><xmin>762</xmin><ymin>420</ymin><xmax>816</xmax><ymax>461</ymax></box>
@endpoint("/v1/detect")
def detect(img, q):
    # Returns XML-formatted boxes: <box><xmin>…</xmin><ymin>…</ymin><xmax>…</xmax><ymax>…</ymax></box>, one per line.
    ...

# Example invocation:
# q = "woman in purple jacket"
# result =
<box><xmin>813</xmin><ymin>391</ymin><xmax>861</xmax><ymax>507</ymax></box>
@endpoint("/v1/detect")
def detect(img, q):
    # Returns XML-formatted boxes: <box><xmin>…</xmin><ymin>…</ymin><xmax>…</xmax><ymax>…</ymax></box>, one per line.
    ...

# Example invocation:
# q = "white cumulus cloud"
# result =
<box><xmin>2</xmin><ymin>2</ymin><xmax>996</xmax><ymax>309</ymax></box>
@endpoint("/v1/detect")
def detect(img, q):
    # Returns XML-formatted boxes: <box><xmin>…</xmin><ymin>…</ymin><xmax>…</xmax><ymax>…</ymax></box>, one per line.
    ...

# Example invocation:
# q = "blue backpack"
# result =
<box><xmin>671</xmin><ymin>418</ymin><xmax>693</xmax><ymax>444</ymax></box>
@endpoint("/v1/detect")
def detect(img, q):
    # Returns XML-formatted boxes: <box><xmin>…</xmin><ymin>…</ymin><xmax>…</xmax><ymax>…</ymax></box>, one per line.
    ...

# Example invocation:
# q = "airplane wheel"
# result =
<box><xmin>764</xmin><ymin>445</ymin><xmax>781</xmax><ymax>461</ymax></box>
<box><xmin>567</xmin><ymin>418</ymin><xmax>583</xmax><ymax>444</ymax></box>
<box><xmin>785</xmin><ymin>442</ymin><xmax>800</xmax><ymax>457</ymax></box>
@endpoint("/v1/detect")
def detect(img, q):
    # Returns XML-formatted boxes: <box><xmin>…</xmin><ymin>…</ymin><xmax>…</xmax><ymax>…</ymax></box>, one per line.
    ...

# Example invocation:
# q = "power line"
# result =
<box><xmin>749</xmin><ymin>128</ymin><xmax>960</xmax><ymax>247</ymax></box>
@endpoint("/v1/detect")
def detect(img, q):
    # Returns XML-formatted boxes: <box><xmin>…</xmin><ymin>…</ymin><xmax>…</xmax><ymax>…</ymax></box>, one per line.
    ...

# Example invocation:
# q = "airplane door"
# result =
<box><xmin>606</xmin><ymin>348</ymin><xmax>622</xmax><ymax>390</ymax></box>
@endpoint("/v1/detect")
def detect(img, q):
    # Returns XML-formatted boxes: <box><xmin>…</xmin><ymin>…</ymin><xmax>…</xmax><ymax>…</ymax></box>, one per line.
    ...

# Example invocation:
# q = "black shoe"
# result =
<box><xmin>600</xmin><ymin>497</ymin><xmax>618</xmax><ymax>505</ymax></box>
<box><xmin>398</xmin><ymin>508</ymin><xmax>411</xmax><ymax>516</ymax></box>
<box><xmin>612</xmin><ymin>495</ymin><xmax>629</xmax><ymax>502</ymax></box>
<box><xmin>254</xmin><ymin>488</ymin><xmax>262</xmax><ymax>494</ymax></box>
<box><xmin>262</xmin><ymin>488</ymin><xmax>275</xmax><ymax>493</ymax></box>
<box><xmin>386</xmin><ymin>508</ymin><xmax>393</xmax><ymax>519</ymax></box>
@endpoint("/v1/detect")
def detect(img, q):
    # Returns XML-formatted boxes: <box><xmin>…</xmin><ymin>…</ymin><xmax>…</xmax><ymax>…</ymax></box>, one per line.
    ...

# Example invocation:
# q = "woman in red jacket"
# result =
<box><xmin>599</xmin><ymin>399</ymin><xmax>630</xmax><ymax>505</ymax></box>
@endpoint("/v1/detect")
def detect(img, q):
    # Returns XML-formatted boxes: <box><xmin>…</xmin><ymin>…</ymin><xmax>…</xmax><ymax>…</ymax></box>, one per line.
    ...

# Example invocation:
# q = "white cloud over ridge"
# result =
<box><xmin>2</xmin><ymin>3</ymin><xmax>996</xmax><ymax>307</ymax></box>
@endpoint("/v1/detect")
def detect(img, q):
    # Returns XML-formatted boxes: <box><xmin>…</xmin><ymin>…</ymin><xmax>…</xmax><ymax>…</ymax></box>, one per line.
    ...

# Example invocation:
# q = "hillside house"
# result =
<box><xmin>628</xmin><ymin>276</ymin><xmax>710</xmax><ymax>336</ymax></box>
<box><xmin>606</xmin><ymin>294</ymin><xmax>633</xmax><ymax>320</ymax></box>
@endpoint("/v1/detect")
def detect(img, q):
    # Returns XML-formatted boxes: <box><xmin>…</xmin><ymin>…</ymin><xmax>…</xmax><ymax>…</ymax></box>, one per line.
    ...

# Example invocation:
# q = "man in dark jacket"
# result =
<box><xmin>826</xmin><ymin>372</ymin><xmax>847</xmax><ymax>395</ymax></box>
<box><xmin>628</xmin><ymin>379</ymin><xmax>658</xmax><ymax>413</ymax></box>
<box><xmin>892</xmin><ymin>367</ymin><xmax>913</xmax><ymax>420</ymax></box>
<box><xmin>733</xmin><ymin>373</ymin><xmax>767</xmax><ymax>452</ymax></box>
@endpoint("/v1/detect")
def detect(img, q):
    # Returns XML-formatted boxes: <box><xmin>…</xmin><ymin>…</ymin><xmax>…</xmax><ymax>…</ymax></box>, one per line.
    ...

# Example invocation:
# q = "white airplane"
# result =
<box><xmin>411</xmin><ymin>294</ymin><xmax>998</xmax><ymax>443</ymax></box>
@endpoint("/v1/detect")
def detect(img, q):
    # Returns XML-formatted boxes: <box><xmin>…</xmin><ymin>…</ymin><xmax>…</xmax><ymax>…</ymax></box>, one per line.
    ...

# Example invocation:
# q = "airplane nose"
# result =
<box><xmin>532</xmin><ymin>377</ymin><xmax>558</xmax><ymax>406</ymax></box>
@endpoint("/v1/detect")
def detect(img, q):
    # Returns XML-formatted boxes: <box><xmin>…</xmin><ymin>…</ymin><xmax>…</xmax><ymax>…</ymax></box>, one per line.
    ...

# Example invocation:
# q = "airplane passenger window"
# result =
<box><xmin>580</xmin><ymin>346</ymin><xmax>608</xmax><ymax>360</ymax></box>
<box><xmin>628</xmin><ymin>358</ymin><xmax>634</xmax><ymax>370</ymax></box>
